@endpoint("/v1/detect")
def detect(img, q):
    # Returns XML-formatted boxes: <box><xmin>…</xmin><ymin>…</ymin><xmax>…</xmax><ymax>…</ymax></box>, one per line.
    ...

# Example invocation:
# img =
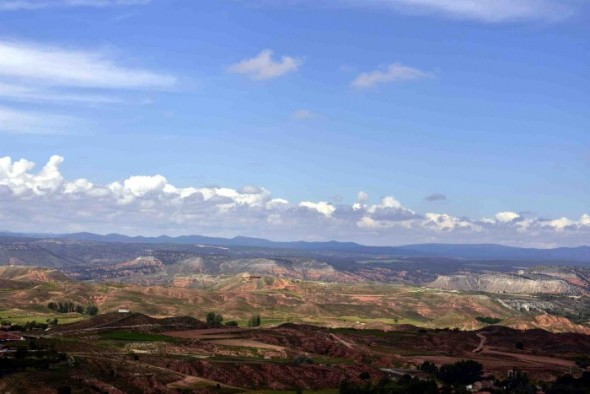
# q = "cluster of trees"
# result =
<box><xmin>420</xmin><ymin>359</ymin><xmax>483</xmax><ymax>385</ymax></box>
<box><xmin>339</xmin><ymin>375</ymin><xmax>438</xmax><ymax>394</ymax></box>
<box><xmin>205</xmin><ymin>312</ymin><xmax>261</xmax><ymax>328</ymax></box>
<box><xmin>497</xmin><ymin>369</ymin><xmax>537</xmax><ymax>394</ymax></box>
<box><xmin>546</xmin><ymin>372</ymin><xmax>590</xmax><ymax>394</ymax></box>
<box><xmin>475</xmin><ymin>316</ymin><xmax>502</xmax><ymax>324</ymax></box>
<box><xmin>3</xmin><ymin>320</ymin><xmax>49</xmax><ymax>332</ymax></box>
<box><xmin>0</xmin><ymin>340</ymin><xmax>68</xmax><ymax>371</ymax></box>
<box><xmin>248</xmin><ymin>314</ymin><xmax>261</xmax><ymax>327</ymax></box>
<box><xmin>206</xmin><ymin>312</ymin><xmax>224</xmax><ymax>328</ymax></box>
<box><xmin>47</xmin><ymin>301</ymin><xmax>98</xmax><ymax>316</ymax></box>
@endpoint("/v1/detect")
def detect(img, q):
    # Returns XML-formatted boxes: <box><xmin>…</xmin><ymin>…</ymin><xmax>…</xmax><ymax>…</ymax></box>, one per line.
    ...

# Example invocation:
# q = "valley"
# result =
<box><xmin>1</xmin><ymin>234</ymin><xmax>590</xmax><ymax>392</ymax></box>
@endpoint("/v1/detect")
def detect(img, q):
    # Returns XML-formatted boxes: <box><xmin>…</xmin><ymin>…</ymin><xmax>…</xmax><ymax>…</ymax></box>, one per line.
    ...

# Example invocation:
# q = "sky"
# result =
<box><xmin>0</xmin><ymin>0</ymin><xmax>588</xmax><ymax>247</ymax></box>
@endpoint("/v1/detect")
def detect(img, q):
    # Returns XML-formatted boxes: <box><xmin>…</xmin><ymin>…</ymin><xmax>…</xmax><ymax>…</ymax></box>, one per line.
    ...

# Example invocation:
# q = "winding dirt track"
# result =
<box><xmin>471</xmin><ymin>331</ymin><xmax>575</xmax><ymax>368</ymax></box>
<box><xmin>473</xmin><ymin>332</ymin><xmax>487</xmax><ymax>353</ymax></box>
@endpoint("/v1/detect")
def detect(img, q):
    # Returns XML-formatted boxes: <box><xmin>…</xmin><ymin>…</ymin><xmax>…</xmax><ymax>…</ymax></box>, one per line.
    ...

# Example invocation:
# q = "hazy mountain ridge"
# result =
<box><xmin>1</xmin><ymin>231</ymin><xmax>589</xmax><ymax>262</ymax></box>
<box><xmin>1</xmin><ymin>235</ymin><xmax>590</xmax><ymax>297</ymax></box>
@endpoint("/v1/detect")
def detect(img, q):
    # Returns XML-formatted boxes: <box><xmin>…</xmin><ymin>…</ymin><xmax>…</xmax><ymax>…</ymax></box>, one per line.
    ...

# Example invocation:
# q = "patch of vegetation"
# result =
<box><xmin>206</xmin><ymin>312</ymin><xmax>224</xmax><ymax>328</ymax></box>
<box><xmin>248</xmin><ymin>314</ymin><xmax>261</xmax><ymax>327</ymax></box>
<box><xmin>420</xmin><ymin>359</ymin><xmax>483</xmax><ymax>386</ymax></box>
<box><xmin>574</xmin><ymin>356</ymin><xmax>590</xmax><ymax>369</ymax></box>
<box><xmin>293</xmin><ymin>355</ymin><xmax>315</xmax><ymax>365</ymax></box>
<box><xmin>47</xmin><ymin>301</ymin><xmax>98</xmax><ymax>316</ymax></box>
<box><xmin>546</xmin><ymin>372</ymin><xmax>590</xmax><ymax>394</ymax></box>
<box><xmin>5</xmin><ymin>320</ymin><xmax>49</xmax><ymax>331</ymax></box>
<box><xmin>498</xmin><ymin>369</ymin><xmax>537</xmax><ymax>393</ymax></box>
<box><xmin>0</xmin><ymin>340</ymin><xmax>69</xmax><ymax>372</ymax></box>
<box><xmin>339</xmin><ymin>375</ymin><xmax>438</xmax><ymax>394</ymax></box>
<box><xmin>475</xmin><ymin>316</ymin><xmax>502</xmax><ymax>324</ymax></box>
<box><xmin>439</xmin><ymin>360</ymin><xmax>483</xmax><ymax>385</ymax></box>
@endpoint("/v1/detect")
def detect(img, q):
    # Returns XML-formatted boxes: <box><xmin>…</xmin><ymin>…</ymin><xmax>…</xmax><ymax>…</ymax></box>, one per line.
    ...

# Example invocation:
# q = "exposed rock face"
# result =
<box><xmin>428</xmin><ymin>273</ymin><xmax>582</xmax><ymax>295</ymax></box>
<box><xmin>495</xmin><ymin>298</ymin><xmax>556</xmax><ymax>313</ymax></box>
<box><xmin>507</xmin><ymin>314</ymin><xmax>590</xmax><ymax>334</ymax></box>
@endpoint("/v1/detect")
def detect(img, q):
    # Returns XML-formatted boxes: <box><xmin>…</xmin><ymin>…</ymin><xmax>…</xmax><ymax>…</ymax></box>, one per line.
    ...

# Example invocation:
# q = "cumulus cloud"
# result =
<box><xmin>495</xmin><ymin>211</ymin><xmax>521</xmax><ymax>223</ymax></box>
<box><xmin>0</xmin><ymin>154</ymin><xmax>588</xmax><ymax>246</ymax></box>
<box><xmin>0</xmin><ymin>0</ymin><xmax>150</xmax><ymax>11</ymax></box>
<box><xmin>227</xmin><ymin>49</ymin><xmax>302</xmax><ymax>80</ymax></box>
<box><xmin>299</xmin><ymin>201</ymin><xmax>336</xmax><ymax>217</ymax></box>
<box><xmin>351</xmin><ymin>63</ymin><xmax>431</xmax><ymax>89</ymax></box>
<box><xmin>423</xmin><ymin>213</ymin><xmax>479</xmax><ymax>232</ymax></box>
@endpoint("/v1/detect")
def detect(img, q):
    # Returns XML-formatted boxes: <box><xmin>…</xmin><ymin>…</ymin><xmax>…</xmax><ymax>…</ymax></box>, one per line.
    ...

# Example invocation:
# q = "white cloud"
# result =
<box><xmin>376</xmin><ymin>0</ymin><xmax>575</xmax><ymax>23</ymax></box>
<box><xmin>423</xmin><ymin>213</ymin><xmax>480</xmax><ymax>232</ymax></box>
<box><xmin>0</xmin><ymin>82</ymin><xmax>121</xmax><ymax>104</ymax></box>
<box><xmin>357</xmin><ymin>191</ymin><xmax>369</xmax><ymax>203</ymax></box>
<box><xmin>544</xmin><ymin>217</ymin><xmax>575</xmax><ymax>232</ymax></box>
<box><xmin>0</xmin><ymin>154</ymin><xmax>64</xmax><ymax>194</ymax></box>
<box><xmin>245</xmin><ymin>0</ymin><xmax>576</xmax><ymax>23</ymax></box>
<box><xmin>351</xmin><ymin>63</ymin><xmax>431</xmax><ymax>89</ymax></box>
<box><xmin>357</xmin><ymin>196</ymin><xmax>419</xmax><ymax>228</ymax></box>
<box><xmin>0</xmin><ymin>39</ymin><xmax>176</xmax><ymax>133</ymax></box>
<box><xmin>0</xmin><ymin>0</ymin><xmax>150</xmax><ymax>11</ymax></box>
<box><xmin>0</xmin><ymin>154</ymin><xmax>588</xmax><ymax>246</ymax></box>
<box><xmin>227</xmin><ymin>49</ymin><xmax>302</xmax><ymax>80</ymax></box>
<box><xmin>0</xmin><ymin>40</ymin><xmax>176</xmax><ymax>90</ymax></box>
<box><xmin>299</xmin><ymin>201</ymin><xmax>336</xmax><ymax>217</ymax></box>
<box><xmin>495</xmin><ymin>211</ymin><xmax>521</xmax><ymax>223</ymax></box>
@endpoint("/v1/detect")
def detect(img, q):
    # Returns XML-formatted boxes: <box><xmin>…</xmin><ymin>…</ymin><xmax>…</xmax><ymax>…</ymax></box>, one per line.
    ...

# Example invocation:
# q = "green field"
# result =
<box><xmin>0</xmin><ymin>309</ymin><xmax>87</xmax><ymax>325</ymax></box>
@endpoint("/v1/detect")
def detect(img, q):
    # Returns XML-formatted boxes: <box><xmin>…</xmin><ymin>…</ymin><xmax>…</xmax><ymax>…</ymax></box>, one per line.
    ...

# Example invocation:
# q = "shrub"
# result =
<box><xmin>293</xmin><ymin>355</ymin><xmax>315</xmax><ymax>365</ymax></box>
<box><xmin>476</xmin><ymin>316</ymin><xmax>502</xmax><ymax>324</ymax></box>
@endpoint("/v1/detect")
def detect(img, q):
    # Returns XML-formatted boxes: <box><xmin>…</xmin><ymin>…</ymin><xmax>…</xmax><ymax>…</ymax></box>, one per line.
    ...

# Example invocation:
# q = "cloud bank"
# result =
<box><xmin>0</xmin><ymin>155</ymin><xmax>588</xmax><ymax>247</ymax></box>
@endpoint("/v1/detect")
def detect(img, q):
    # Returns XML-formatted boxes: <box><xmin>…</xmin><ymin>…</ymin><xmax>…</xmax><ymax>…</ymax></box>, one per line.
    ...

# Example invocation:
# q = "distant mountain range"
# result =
<box><xmin>1</xmin><ymin>231</ymin><xmax>589</xmax><ymax>263</ymax></box>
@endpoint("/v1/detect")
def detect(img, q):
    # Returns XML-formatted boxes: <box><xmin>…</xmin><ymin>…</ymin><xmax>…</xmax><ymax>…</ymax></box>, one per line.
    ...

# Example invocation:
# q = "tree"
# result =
<box><xmin>248</xmin><ymin>314</ymin><xmax>261</xmax><ymax>327</ymax></box>
<box><xmin>85</xmin><ymin>304</ymin><xmax>99</xmax><ymax>316</ymax></box>
<box><xmin>420</xmin><ymin>361</ymin><xmax>439</xmax><ymax>375</ymax></box>
<box><xmin>206</xmin><ymin>312</ymin><xmax>223</xmax><ymax>328</ymax></box>
<box><xmin>502</xmin><ymin>369</ymin><xmax>536</xmax><ymax>394</ymax></box>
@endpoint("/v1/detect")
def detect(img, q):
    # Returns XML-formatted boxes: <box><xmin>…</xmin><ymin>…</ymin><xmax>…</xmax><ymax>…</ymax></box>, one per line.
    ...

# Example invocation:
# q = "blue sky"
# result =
<box><xmin>0</xmin><ymin>0</ymin><xmax>588</xmax><ymax>246</ymax></box>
